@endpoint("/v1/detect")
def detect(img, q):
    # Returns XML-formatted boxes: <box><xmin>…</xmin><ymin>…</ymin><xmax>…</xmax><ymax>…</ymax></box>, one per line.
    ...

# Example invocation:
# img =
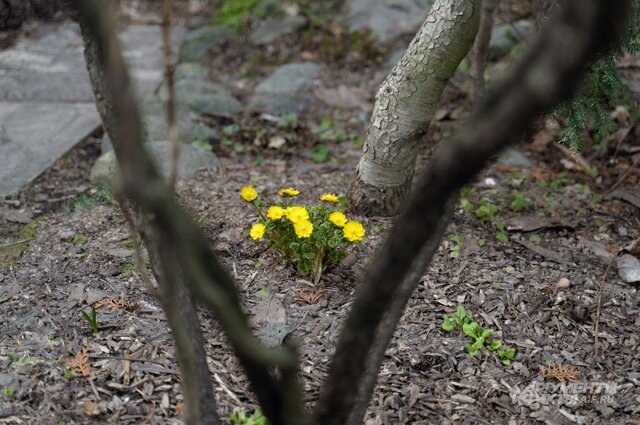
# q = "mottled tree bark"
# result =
<box><xmin>350</xmin><ymin>0</ymin><xmax>481</xmax><ymax>216</ymax></box>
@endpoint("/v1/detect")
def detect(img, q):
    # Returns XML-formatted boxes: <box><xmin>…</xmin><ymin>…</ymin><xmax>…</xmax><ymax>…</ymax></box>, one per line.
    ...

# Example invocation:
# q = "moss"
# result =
<box><xmin>0</xmin><ymin>219</ymin><xmax>41</xmax><ymax>271</ymax></box>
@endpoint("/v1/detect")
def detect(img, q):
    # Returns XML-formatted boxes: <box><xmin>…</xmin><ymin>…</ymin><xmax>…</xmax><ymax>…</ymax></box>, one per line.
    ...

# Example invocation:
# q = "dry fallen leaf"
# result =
<box><xmin>68</xmin><ymin>346</ymin><xmax>91</xmax><ymax>377</ymax></box>
<box><xmin>297</xmin><ymin>288</ymin><xmax>325</xmax><ymax>304</ymax></box>
<box><xmin>539</xmin><ymin>363</ymin><xmax>580</xmax><ymax>382</ymax></box>
<box><xmin>83</xmin><ymin>399</ymin><xmax>101</xmax><ymax>416</ymax></box>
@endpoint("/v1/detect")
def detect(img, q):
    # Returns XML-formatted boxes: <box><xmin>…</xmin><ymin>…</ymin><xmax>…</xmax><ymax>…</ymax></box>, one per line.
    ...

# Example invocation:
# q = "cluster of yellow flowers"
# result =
<box><xmin>240</xmin><ymin>185</ymin><xmax>365</xmax><ymax>242</ymax></box>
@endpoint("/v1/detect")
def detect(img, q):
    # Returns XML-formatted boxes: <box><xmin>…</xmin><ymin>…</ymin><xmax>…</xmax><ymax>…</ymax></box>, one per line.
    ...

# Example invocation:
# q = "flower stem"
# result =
<box><xmin>251</xmin><ymin>201</ymin><xmax>267</xmax><ymax>222</ymax></box>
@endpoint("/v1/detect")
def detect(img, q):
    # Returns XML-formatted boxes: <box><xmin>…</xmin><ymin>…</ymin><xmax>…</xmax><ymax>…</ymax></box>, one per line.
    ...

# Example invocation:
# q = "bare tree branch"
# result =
<box><xmin>314</xmin><ymin>1</ymin><xmax>630</xmax><ymax>424</ymax></box>
<box><xmin>73</xmin><ymin>1</ymin><xmax>310</xmax><ymax>424</ymax></box>
<box><xmin>161</xmin><ymin>0</ymin><xmax>179</xmax><ymax>188</ymax></box>
<box><xmin>471</xmin><ymin>0</ymin><xmax>497</xmax><ymax>101</ymax></box>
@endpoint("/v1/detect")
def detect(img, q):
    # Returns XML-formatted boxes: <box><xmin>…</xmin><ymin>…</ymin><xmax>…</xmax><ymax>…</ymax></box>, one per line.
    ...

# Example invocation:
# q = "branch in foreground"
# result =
<box><xmin>73</xmin><ymin>1</ymin><xmax>309</xmax><ymax>424</ymax></box>
<box><xmin>73</xmin><ymin>3</ymin><xmax>219</xmax><ymax>423</ymax></box>
<box><xmin>314</xmin><ymin>1</ymin><xmax>630</xmax><ymax>424</ymax></box>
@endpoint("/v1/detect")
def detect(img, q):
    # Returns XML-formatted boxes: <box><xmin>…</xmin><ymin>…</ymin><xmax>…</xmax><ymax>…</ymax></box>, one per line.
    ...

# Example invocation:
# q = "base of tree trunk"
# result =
<box><xmin>349</xmin><ymin>176</ymin><xmax>412</xmax><ymax>217</ymax></box>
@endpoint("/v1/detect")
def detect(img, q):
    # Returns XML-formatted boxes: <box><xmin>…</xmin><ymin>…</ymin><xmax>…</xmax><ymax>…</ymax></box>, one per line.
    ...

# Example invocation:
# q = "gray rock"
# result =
<box><xmin>249</xmin><ymin>16</ymin><xmax>307</xmax><ymax>45</ymax></box>
<box><xmin>90</xmin><ymin>151</ymin><xmax>121</xmax><ymax>187</ymax></box>
<box><xmin>498</xmin><ymin>147</ymin><xmax>533</xmax><ymax>168</ymax></box>
<box><xmin>140</xmin><ymin>96</ymin><xmax>197</xmax><ymax>143</ymax></box>
<box><xmin>187</xmin><ymin>93</ymin><xmax>243</xmax><ymax>115</ymax></box>
<box><xmin>0</xmin><ymin>22</ymin><xmax>184</xmax><ymax>196</ymax></box>
<box><xmin>489</xmin><ymin>20</ymin><xmax>534</xmax><ymax>60</ymax></box>
<box><xmin>617</xmin><ymin>254</ymin><xmax>640</xmax><ymax>283</ymax></box>
<box><xmin>247</xmin><ymin>93</ymin><xmax>314</xmax><ymax>114</ymax></box>
<box><xmin>174</xmin><ymin>62</ymin><xmax>209</xmax><ymax>80</ymax></box>
<box><xmin>179</xmin><ymin>25</ymin><xmax>234</xmax><ymax>62</ymax></box>
<box><xmin>254</xmin><ymin>62</ymin><xmax>321</xmax><ymax>94</ymax></box>
<box><xmin>90</xmin><ymin>141</ymin><xmax>219</xmax><ymax>187</ymax></box>
<box><xmin>344</xmin><ymin>0</ymin><xmax>434</xmax><ymax>42</ymax></box>
<box><xmin>161</xmin><ymin>78</ymin><xmax>231</xmax><ymax>100</ymax></box>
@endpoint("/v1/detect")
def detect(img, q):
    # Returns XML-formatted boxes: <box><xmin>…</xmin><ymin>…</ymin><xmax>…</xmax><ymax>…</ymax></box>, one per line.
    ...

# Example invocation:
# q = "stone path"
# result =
<box><xmin>1</xmin><ymin>1</ymin><xmax>529</xmax><ymax>196</ymax></box>
<box><xmin>0</xmin><ymin>23</ymin><xmax>184</xmax><ymax>196</ymax></box>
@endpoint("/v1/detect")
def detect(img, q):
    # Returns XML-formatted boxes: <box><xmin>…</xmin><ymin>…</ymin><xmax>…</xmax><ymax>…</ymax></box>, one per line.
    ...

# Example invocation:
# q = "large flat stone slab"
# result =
<box><xmin>0</xmin><ymin>22</ymin><xmax>184</xmax><ymax>196</ymax></box>
<box><xmin>344</xmin><ymin>0</ymin><xmax>434</xmax><ymax>42</ymax></box>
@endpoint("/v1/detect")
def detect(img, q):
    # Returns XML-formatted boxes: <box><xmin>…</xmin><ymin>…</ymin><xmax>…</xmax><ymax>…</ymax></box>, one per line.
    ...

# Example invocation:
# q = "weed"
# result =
<box><xmin>277</xmin><ymin>113</ymin><xmax>298</xmax><ymax>129</ymax></box>
<box><xmin>63</xmin><ymin>369</ymin><xmax>76</xmax><ymax>380</ymax></box>
<box><xmin>442</xmin><ymin>305</ymin><xmax>516</xmax><ymax>366</ymax></box>
<box><xmin>528</xmin><ymin>234</ymin><xmax>542</xmax><ymax>244</ymax></box>
<box><xmin>70</xmin><ymin>188</ymin><xmax>114</xmax><ymax>212</ymax></box>
<box><xmin>447</xmin><ymin>234</ymin><xmax>464</xmax><ymax>259</ymax></box>
<box><xmin>3</xmin><ymin>387</ymin><xmax>15</xmax><ymax>398</ymax></box>
<box><xmin>81</xmin><ymin>306</ymin><xmax>99</xmax><ymax>334</ymax></box>
<box><xmin>475</xmin><ymin>200</ymin><xmax>499</xmax><ymax>222</ymax></box>
<box><xmin>310</xmin><ymin>144</ymin><xmax>331</xmax><ymax>163</ymax></box>
<box><xmin>230</xmin><ymin>409</ymin><xmax>270</xmax><ymax>425</ymax></box>
<box><xmin>74</xmin><ymin>234</ymin><xmax>88</xmax><ymax>245</ymax></box>
<box><xmin>509</xmin><ymin>191</ymin><xmax>531</xmax><ymax>212</ymax></box>
<box><xmin>192</xmin><ymin>139</ymin><xmax>213</xmax><ymax>153</ymax></box>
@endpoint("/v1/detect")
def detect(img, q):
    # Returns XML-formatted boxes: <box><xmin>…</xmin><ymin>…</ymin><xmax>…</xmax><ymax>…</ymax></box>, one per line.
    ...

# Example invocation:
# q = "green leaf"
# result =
<box><xmin>442</xmin><ymin>316</ymin><xmax>456</xmax><ymax>332</ymax></box>
<box><xmin>310</xmin><ymin>144</ymin><xmax>331</xmax><ymax>163</ymax></box>
<box><xmin>481</xmin><ymin>329</ymin><xmax>494</xmax><ymax>339</ymax></box>
<box><xmin>496</xmin><ymin>231</ymin><xmax>508</xmax><ymax>243</ymax></box>
<box><xmin>462</xmin><ymin>322</ymin><xmax>481</xmax><ymax>339</ymax></box>
<box><xmin>528</xmin><ymin>234</ymin><xmax>542</xmax><ymax>244</ymax></box>
<box><xmin>487</xmin><ymin>339</ymin><xmax>502</xmax><ymax>352</ymax></box>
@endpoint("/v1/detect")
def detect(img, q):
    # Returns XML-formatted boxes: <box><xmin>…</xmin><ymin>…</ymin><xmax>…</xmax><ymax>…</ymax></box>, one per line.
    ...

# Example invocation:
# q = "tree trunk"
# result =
<box><xmin>75</xmin><ymin>12</ymin><xmax>221</xmax><ymax>425</ymax></box>
<box><xmin>350</xmin><ymin>0</ymin><xmax>480</xmax><ymax>216</ymax></box>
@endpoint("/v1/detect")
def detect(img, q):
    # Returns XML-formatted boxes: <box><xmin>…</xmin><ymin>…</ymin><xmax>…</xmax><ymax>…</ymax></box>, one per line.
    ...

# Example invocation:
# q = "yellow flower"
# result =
<box><xmin>294</xmin><ymin>220</ymin><xmax>313</xmax><ymax>238</ymax></box>
<box><xmin>240</xmin><ymin>185</ymin><xmax>258</xmax><ymax>202</ymax></box>
<box><xmin>343</xmin><ymin>221</ymin><xmax>365</xmax><ymax>242</ymax></box>
<box><xmin>329</xmin><ymin>211</ymin><xmax>348</xmax><ymax>228</ymax></box>
<box><xmin>286</xmin><ymin>206</ymin><xmax>309</xmax><ymax>223</ymax></box>
<box><xmin>250</xmin><ymin>223</ymin><xmax>265</xmax><ymax>240</ymax></box>
<box><xmin>267</xmin><ymin>206</ymin><xmax>286</xmax><ymax>220</ymax></box>
<box><xmin>320</xmin><ymin>193</ymin><xmax>340</xmax><ymax>203</ymax></box>
<box><xmin>278</xmin><ymin>187</ymin><xmax>300</xmax><ymax>197</ymax></box>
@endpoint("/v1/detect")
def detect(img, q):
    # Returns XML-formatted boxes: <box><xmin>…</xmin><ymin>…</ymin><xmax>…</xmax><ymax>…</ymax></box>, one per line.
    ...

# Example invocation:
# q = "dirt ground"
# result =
<box><xmin>1</xmin><ymin>1</ymin><xmax>640</xmax><ymax>424</ymax></box>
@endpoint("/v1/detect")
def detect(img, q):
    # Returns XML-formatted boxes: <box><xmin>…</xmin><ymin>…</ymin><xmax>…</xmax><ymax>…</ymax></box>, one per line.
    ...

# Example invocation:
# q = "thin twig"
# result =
<box><xmin>162</xmin><ymin>0</ymin><xmax>179</xmax><ymax>188</ymax></box>
<box><xmin>604</xmin><ymin>155</ymin><xmax>639</xmax><ymax>196</ymax></box>
<box><xmin>0</xmin><ymin>238</ymin><xmax>33</xmax><ymax>249</ymax></box>
<box><xmin>89</xmin><ymin>355</ymin><xmax>179</xmax><ymax>371</ymax></box>
<box><xmin>116</xmin><ymin>195</ymin><xmax>157</xmax><ymax>298</ymax></box>
<box><xmin>594</xmin><ymin>259</ymin><xmax>615</xmax><ymax>357</ymax></box>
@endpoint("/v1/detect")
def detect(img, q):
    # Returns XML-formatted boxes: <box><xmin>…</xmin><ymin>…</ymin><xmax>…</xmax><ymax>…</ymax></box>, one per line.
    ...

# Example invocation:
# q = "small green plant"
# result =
<box><xmin>497</xmin><ymin>348</ymin><xmax>517</xmax><ymax>366</ymax></box>
<box><xmin>475</xmin><ymin>200</ymin><xmax>499</xmax><ymax>222</ymax></box>
<box><xmin>447</xmin><ymin>234</ymin><xmax>464</xmax><ymax>259</ymax></box>
<box><xmin>528</xmin><ymin>234</ymin><xmax>542</xmax><ymax>244</ymax></box>
<box><xmin>212</xmin><ymin>0</ymin><xmax>264</xmax><ymax>30</ymax></box>
<box><xmin>549</xmin><ymin>172</ymin><xmax>576</xmax><ymax>190</ymax></box>
<box><xmin>63</xmin><ymin>369</ymin><xmax>76</xmax><ymax>380</ymax></box>
<box><xmin>442</xmin><ymin>305</ymin><xmax>516</xmax><ymax>366</ymax></box>
<box><xmin>240</xmin><ymin>186</ymin><xmax>365</xmax><ymax>285</ymax></box>
<box><xmin>230</xmin><ymin>409</ymin><xmax>270</xmax><ymax>425</ymax></box>
<box><xmin>81</xmin><ymin>306</ymin><xmax>99</xmax><ymax>334</ymax></box>
<box><xmin>494</xmin><ymin>221</ymin><xmax>508</xmax><ymax>243</ymax></box>
<box><xmin>3</xmin><ymin>387</ymin><xmax>15</xmax><ymax>398</ymax></box>
<box><xmin>70</xmin><ymin>188</ymin><xmax>114</xmax><ymax>212</ymax></box>
<box><xmin>277</xmin><ymin>113</ymin><xmax>298</xmax><ymax>129</ymax></box>
<box><xmin>8</xmin><ymin>349</ymin><xmax>17</xmax><ymax>361</ymax></box>
<box><xmin>311</xmin><ymin>117</ymin><xmax>359</xmax><ymax>143</ymax></box>
<box><xmin>74</xmin><ymin>234</ymin><xmax>88</xmax><ymax>245</ymax></box>
<box><xmin>509</xmin><ymin>191</ymin><xmax>531</xmax><ymax>212</ymax></box>
<box><xmin>310</xmin><ymin>144</ymin><xmax>331</xmax><ymax>163</ymax></box>
<box><xmin>192</xmin><ymin>139</ymin><xmax>213</xmax><ymax>153</ymax></box>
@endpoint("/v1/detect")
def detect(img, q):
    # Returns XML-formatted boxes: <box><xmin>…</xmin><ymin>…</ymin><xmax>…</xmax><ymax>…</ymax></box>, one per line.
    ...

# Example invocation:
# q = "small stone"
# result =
<box><xmin>254</xmin><ymin>62</ymin><xmax>321</xmax><ymax>94</ymax></box>
<box><xmin>616</xmin><ymin>254</ymin><xmax>640</xmax><ymax>283</ymax></box>
<box><xmin>556</xmin><ymin>277</ymin><xmax>570</xmax><ymax>289</ymax></box>
<box><xmin>179</xmin><ymin>25</ymin><xmax>234</xmax><ymax>62</ymax></box>
<box><xmin>249</xmin><ymin>16</ymin><xmax>306</xmax><ymax>45</ymax></box>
